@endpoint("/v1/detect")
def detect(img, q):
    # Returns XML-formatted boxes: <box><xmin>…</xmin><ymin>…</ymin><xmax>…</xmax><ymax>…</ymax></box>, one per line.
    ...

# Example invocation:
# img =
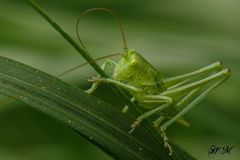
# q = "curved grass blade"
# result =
<box><xmin>0</xmin><ymin>55</ymin><xmax>195</xmax><ymax>159</ymax></box>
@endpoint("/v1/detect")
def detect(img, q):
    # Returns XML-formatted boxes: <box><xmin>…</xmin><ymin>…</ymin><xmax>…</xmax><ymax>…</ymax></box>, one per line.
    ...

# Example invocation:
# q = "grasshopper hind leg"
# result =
<box><xmin>154</xmin><ymin>69</ymin><xmax>230</xmax><ymax>155</ymax></box>
<box><xmin>160</xmin><ymin>68</ymin><xmax>230</xmax><ymax>131</ymax></box>
<box><xmin>161</xmin><ymin>71</ymin><xmax>230</xmax><ymax>131</ymax></box>
<box><xmin>85</xmin><ymin>59</ymin><xmax>117</xmax><ymax>94</ymax></box>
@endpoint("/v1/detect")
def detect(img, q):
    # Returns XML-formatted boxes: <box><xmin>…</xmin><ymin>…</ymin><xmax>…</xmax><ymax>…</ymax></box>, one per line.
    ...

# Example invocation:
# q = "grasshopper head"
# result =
<box><xmin>113</xmin><ymin>49</ymin><xmax>143</xmax><ymax>80</ymax></box>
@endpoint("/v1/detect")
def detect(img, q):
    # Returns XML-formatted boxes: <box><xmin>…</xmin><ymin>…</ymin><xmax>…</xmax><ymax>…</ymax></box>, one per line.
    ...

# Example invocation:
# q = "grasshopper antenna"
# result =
<box><xmin>57</xmin><ymin>53</ymin><xmax>122</xmax><ymax>78</ymax></box>
<box><xmin>76</xmin><ymin>8</ymin><xmax>129</xmax><ymax>53</ymax></box>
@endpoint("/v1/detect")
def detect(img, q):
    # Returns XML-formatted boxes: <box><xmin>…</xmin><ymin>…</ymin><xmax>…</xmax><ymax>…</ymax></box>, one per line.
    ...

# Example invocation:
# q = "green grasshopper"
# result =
<box><xmin>75</xmin><ymin>8</ymin><xmax>231</xmax><ymax>155</ymax></box>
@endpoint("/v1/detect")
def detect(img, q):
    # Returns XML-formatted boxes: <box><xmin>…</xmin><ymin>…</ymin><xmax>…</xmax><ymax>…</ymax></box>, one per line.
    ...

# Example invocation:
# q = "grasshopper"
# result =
<box><xmin>75</xmin><ymin>8</ymin><xmax>231</xmax><ymax>155</ymax></box>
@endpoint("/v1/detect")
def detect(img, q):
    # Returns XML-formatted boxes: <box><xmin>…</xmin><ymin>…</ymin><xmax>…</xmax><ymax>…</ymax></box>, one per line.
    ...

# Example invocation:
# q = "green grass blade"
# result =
<box><xmin>0</xmin><ymin>55</ymin><xmax>195</xmax><ymax>159</ymax></box>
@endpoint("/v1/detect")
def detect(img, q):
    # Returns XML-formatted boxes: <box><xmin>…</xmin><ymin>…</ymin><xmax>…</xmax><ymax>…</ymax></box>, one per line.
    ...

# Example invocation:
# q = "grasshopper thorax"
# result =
<box><xmin>113</xmin><ymin>49</ymin><xmax>166</xmax><ymax>97</ymax></box>
<box><xmin>113</xmin><ymin>49</ymin><xmax>143</xmax><ymax>81</ymax></box>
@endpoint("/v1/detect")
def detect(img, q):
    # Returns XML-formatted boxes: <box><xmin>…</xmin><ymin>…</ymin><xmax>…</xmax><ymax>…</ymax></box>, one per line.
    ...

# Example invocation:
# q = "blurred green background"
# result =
<box><xmin>0</xmin><ymin>0</ymin><xmax>239</xmax><ymax>159</ymax></box>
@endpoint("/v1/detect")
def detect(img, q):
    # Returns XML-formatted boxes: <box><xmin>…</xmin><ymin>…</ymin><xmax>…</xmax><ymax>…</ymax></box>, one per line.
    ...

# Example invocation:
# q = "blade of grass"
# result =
<box><xmin>0</xmin><ymin>55</ymin><xmax>195</xmax><ymax>159</ymax></box>
<box><xmin>26</xmin><ymin>0</ymin><xmax>195</xmax><ymax>159</ymax></box>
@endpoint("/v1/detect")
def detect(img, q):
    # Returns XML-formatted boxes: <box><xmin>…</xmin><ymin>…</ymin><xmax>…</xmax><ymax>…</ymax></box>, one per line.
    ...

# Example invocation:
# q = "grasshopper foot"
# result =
<box><xmin>128</xmin><ymin>121</ymin><xmax>140</xmax><ymax>134</ymax></box>
<box><xmin>85</xmin><ymin>77</ymin><xmax>99</xmax><ymax>94</ymax></box>
<box><xmin>159</xmin><ymin>127</ymin><xmax>172</xmax><ymax>155</ymax></box>
<box><xmin>154</xmin><ymin>124</ymin><xmax>172</xmax><ymax>155</ymax></box>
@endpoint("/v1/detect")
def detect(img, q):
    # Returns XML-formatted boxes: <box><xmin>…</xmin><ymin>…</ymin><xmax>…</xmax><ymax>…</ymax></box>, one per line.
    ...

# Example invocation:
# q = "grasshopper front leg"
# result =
<box><xmin>88</xmin><ymin>75</ymin><xmax>142</xmax><ymax>113</ymax></box>
<box><xmin>89</xmin><ymin>77</ymin><xmax>141</xmax><ymax>92</ymax></box>
<box><xmin>85</xmin><ymin>59</ymin><xmax>117</xmax><ymax>94</ymax></box>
